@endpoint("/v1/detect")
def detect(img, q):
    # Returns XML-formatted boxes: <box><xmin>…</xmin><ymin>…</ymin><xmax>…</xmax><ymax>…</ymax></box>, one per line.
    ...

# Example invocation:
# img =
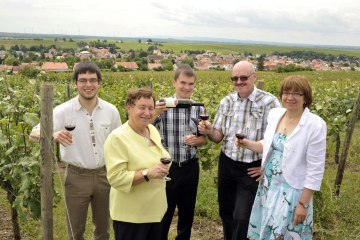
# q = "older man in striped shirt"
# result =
<box><xmin>199</xmin><ymin>61</ymin><xmax>281</xmax><ymax>240</ymax></box>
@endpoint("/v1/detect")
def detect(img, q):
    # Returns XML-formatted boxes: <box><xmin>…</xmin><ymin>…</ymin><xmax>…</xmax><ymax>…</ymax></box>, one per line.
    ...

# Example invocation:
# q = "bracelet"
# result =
<box><xmin>299</xmin><ymin>201</ymin><xmax>309</xmax><ymax>209</ymax></box>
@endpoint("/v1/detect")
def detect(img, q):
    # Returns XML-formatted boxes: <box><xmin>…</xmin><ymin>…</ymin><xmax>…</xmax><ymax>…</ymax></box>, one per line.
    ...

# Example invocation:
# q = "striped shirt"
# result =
<box><xmin>154</xmin><ymin>98</ymin><xmax>202</xmax><ymax>163</ymax></box>
<box><xmin>213</xmin><ymin>87</ymin><xmax>281</xmax><ymax>163</ymax></box>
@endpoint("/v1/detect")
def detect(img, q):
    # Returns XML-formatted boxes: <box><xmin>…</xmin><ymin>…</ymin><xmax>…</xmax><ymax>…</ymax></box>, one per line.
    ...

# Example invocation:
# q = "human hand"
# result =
<box><xmin>235</xmin><ymin>136</ymin><xmax>247</xmax><ymax>148</ymax></box>
<box><xmin>148</xmin><ymin>163</ymin><xmax>170</xmax><ymax>179</ymax></box>
<box><xmin>247</xmin><ymin>166</ymin><xmax>263</xmax><ymax>181</ymax></box>
<box><xmin>184</xmin><ymin>134</ymin><xmax>197</xmax><ymax>147</ymax></box>
<box><xmin>198</xmin><ymin>120</ymin><xmax>212</xmax><ymax>135</ymax></box>
<box><xmin>29</xmin><ymin>130</ymin><xmax>40</xmax><ymax>142</ymax></box>
<box><xmin>155</xmin><ymin>101</ymin><xmax>168</xmax><ymax>115</ymax></box>
<box><xmin>53</xmin><ymin>129</ymin><xmax>72</xmax><ymax>147</ymax></box>
<box><xmin>293</xmin><ymin>203</ymin><xmax>308</xmax><ymax>226</ymax></box>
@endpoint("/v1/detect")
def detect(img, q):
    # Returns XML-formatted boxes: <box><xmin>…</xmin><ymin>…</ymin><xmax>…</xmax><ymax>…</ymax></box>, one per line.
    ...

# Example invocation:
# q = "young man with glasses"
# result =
<box><xmin>30</xmin><ymin>61</ymin><xmax>121</xmax><ymax>240</ymax></box>
<box><xmin>153</xmin><ymin>64</ymin><xmax>206</xmax><ymax>240</ymax></box>
<box><xmin>199</xmin><ymin>61</ymin><xmax>280</xmax><ymax>240</ymax></box>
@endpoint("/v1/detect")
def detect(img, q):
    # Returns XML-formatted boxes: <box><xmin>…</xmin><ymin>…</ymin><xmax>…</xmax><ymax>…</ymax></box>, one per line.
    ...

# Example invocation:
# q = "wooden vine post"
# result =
<box><xmin>40</xmin><ymin>83</ymin><xmax>54</xmax><ymax>239</ymax></box>
<box><xmin>256</xmin><ymin>80</ymin><xmax>264</xmax><ymax>90</ymax></box>
<box><xmin>335</xmin><ymin>90</ymin><xmax>360</xmax><ymax>196</ymax></box>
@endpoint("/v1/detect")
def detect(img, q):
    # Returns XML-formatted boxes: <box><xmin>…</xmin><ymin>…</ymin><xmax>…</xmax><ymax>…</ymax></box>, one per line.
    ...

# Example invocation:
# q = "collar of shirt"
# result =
<box><xmin>231</xmin><ymin>86</ymin><xmax>258</xmax><ymax>102</ymax></box>
<box><xmin>73</xmin><ymin>96</ymin><xmax>103</xmax><ymax>111</ymax></box>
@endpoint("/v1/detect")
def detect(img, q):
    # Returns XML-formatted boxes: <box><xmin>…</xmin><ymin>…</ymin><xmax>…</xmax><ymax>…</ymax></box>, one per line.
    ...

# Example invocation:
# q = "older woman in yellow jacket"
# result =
<box><xmin>104</xmin><ymin>87</ymin><xmax>170</xmax><ymax>240</ymax></box>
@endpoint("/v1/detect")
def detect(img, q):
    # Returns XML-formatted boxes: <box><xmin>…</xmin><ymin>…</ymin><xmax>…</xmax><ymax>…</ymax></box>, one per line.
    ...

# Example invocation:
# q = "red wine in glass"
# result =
<box><xmin>199</xmin><ymin>114</ymin><xmax>209</xmax><ymax>121</ymax></box>
<box><xmin>65</xmin><ymin>117</ymin><xmax>76</xmax><ymax>132</ymax></box>
<box><xmin>65</xmin><ymin>125</ymin><xmax>76</xmax><ymax>131</ymax></box>
<box><xmin>160</xmin><ymin>157</ymin><xmax>172</xmax><ymax>164</ymax></box>
<box><xmin>235</xmin><ymin>133</ymin><xmax>246</xmax><ymax>140</ymax></box>
<box><xmin>160</xmin><ymin>156</ymin><xmax>172</xmax><ymax>181</ymax></box>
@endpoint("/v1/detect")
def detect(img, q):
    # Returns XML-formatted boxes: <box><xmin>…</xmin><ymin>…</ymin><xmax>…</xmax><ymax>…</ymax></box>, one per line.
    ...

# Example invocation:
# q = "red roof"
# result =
<box><xmin>147</xmin><ymin>63</ymin><xmax>163</xmax><ymax>70</ymax></box>
<box><xmin>42</xmin><ymin>62</ymin><xmax>69</xmax><ymax>71</ymax></box>
<box><xmin>116</xmin><ymin>62</ymin><xmax>139</xmax><ymax>69</ymax></box>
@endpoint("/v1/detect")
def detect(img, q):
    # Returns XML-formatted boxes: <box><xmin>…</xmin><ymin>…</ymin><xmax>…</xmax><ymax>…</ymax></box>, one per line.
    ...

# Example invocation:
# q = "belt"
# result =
<box><xmin>67</xmin><ymin>164</ymin><xmax>106</xmax><ymax>173</ymax></box>
<box><xmin>172</xmin><ymin>157</ymin><xmax>198</xmax><ymax>168</ymax></box>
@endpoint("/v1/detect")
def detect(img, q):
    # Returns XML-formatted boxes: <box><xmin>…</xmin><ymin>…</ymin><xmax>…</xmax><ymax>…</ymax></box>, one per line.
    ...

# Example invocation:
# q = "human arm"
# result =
<box><xmin>29</xmin><ymin>124</ymin><xmax>40</xmax><ymax>142</ymax></box>
<box><xmin>235</xmin><ymin>138</ymin><xmax>263</xmax><ymax>153</ymax></box>
<box><xmin>198</xmin><ymin>120</ymin><xmax>224</xmax><ymax>143</ymax></box>
<box><xmin>29</xmin><ymin>123</ymin><xmax>73</xmax><ymax>147</ymax></box>
<box><xmin>294</xmin><ymin>116</ymin><xmax>327</xmax><ymax>225</ymax></box>
<box><xmin>132</xmin><ymin>163</ymin><xmax>170</xmax><ymax>185</ymax></box>
<box><xmin>151</xmin><ymin>101</ymin><xmax>167</xmax><ymax>123</ymax></box>
<box><xmin>303</xmin><ymin>117</ymin><xmax>327</xmax><ymax>190</ymax></box>
<box><xmin>293</xmin><ymin>188</ymin><xmax>314</xmax><ymax>226</ymax></box>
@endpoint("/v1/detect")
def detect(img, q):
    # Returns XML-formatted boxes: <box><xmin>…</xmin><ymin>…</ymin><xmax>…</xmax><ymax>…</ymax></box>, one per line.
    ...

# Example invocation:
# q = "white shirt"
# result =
<box><xmin>53</xmin><ymin>96</ymin><xmax>121</xmax><ymax>169</ymax></box>
<box><xmin>261</xmin><ymin>107</ymin><xmax>326</xmax><ymax>190</ymax></box>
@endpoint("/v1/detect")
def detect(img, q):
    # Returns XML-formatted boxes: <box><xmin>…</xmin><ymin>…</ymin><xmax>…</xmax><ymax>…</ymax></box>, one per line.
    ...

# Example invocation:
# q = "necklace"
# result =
<box><xmin>129</xmin><ymin>122</ymin><xmax>151</xmax><ymax>145</ymax></box>
<box><xmin>143</xmin><ymin>135</ymin><xmax>150</xmax><ymax>145</ymax></box>
<box><xmin>282</xmin><ymin>115</ymin><xmax>288</xmax><ymax>135</ymax></box>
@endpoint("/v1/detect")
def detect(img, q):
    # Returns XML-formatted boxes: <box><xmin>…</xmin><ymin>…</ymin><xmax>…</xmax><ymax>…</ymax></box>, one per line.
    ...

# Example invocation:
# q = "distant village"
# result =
<box><xmin>1</xmin><ymin>39</ymin><xmax>359</xmax><ymax>74</ymax></box>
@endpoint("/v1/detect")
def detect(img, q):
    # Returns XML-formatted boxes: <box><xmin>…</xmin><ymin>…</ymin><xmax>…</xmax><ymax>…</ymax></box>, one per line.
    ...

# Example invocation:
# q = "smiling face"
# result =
<box><xmin>279</xmin><ymin>75</ymin><xmax>313</xmax><ymax>111</ymax></box>
<box><xmin>73</xmin><ymin>71</ymin><xmax>100</xmax><ymax>101</ymax></box>
<box><xmin>173</xmin><ymin>72</ymin><xmax>195</xmax><ymax>99</ymax></box>
<box><xmin>127</xmin><ymin>97</ymin><xmax>155</xmax><ymax>129</ymax></box>
<box><xmin>231</xmin><ymin>62</ymin><xmax>256</xmax><ymax>99</ymax></box>
<box><xmin>281</xmin><ymin>89</ymin><xmax>305</xmax><ymax>112</ymax></box>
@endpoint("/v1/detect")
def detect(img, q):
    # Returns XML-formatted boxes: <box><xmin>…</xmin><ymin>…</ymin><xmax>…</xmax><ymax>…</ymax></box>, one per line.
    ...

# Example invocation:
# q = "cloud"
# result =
<box><xmin>0</xmin><ymin>0</ymin><xmax>359</xmax><ymax>46</ymax></box>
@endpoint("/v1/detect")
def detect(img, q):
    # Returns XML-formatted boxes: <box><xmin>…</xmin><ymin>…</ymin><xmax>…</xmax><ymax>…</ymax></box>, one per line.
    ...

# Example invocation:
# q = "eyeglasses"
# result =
<box><xmin>77</xmin><ymin>78</ymin><xmax>99</xmax><ymax>84</ymax></box>
<box><xmin>282</xmin><ymin>92</ymin><xmax>304</xmax><ymax>97</ymax></box>
<box><xmin>134</xmin><ymin>105</ymin><xmax>155</xmax><ymax>112</ymax></box>
<box><xmin>231</xmin><ymin>73</ymin><xmax>254</xmax><ymax>82</ymax></box>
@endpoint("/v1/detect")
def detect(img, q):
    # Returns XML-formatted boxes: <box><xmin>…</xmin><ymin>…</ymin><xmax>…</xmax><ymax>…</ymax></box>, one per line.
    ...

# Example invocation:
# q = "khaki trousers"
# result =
<box><xmin>65</xmin><ymin>164</ymin><xmax>110</xmax><ymax>240</ymax></box>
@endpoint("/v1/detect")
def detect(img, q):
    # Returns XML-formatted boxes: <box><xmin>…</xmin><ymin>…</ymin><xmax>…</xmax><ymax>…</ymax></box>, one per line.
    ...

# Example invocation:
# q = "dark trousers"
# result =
<box><xmin>113</xmin><ymin>220</ymin><xmax>162</xmax><ymax>240</ymax></box>
<box><xmin>161</xmin><ymin>159</ymin><xmax>200</xmax><ymax>240</ymax></box>
<box><xmin>218</xmin><ymin>152</ymin><xmax>261</xmax><ymax>240</ymax></box>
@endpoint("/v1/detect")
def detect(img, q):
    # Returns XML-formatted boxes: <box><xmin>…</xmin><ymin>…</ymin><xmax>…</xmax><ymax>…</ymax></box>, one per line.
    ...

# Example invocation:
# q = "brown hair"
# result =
<box><xmin>73</xmin><ymin>61</ymin><xmax>102</xmax><ymax>82</ymax></box>
<box><xmin>125</xmin><ymin>87</ymin><xmax>155</xmax><ymax>107</ymax></box>
<box><xmin>280</xmin><ymin>75</ymin><xmax>312</xmax><ymax>108</ymax></box>
<box><xmin>174</xmin><ymin>64</ymin><xmax>196</xmax><ymax>81</ymax></box>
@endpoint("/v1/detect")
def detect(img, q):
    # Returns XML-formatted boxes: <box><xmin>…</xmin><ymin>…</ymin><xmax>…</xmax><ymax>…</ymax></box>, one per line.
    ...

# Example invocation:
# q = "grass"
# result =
<box><xmin>2</xmin><ymin>38</ymin><xmax>360</xmax><ymax>57</ymax></box>
<box><xmin>0</xmin><ymin>39</ymin><xmax>77</xmax><ymax>50</ymax></box>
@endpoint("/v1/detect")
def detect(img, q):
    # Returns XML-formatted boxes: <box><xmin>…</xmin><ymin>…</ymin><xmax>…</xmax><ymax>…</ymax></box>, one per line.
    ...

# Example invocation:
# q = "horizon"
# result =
<box><xmin>1</xmin><ymin>0</ymin><xmax>359</xmax><ymax>47</ymax></box>
<box><xmin>1</xmin><ymin>31</ymin><xmax>360</xmax><ymax>50</ymax></box>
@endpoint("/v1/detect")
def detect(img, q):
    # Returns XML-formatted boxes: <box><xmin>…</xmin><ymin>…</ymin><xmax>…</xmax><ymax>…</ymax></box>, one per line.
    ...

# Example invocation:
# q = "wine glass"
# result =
<box><xmin>65</xmin><ymin>117</ymin><xmax>76</xmax><ymax>132</ymax></box>
<box><xmin>184</xmin><ymin>126</ymin><xmax>193</xmax><ymax>150</ymax></box>
<box><xmin>235</xmin><ymin>128</ymin><xmax>248</xmax><ymax>140</ymax></box>
<box><xmin>199</xmin><ymin>107</ymin><xmax>210</xmax><ymax>121</ymax></box>
<box><xmin>160</xmin><ymin>147</ymin><xmax>172</xmax><ymax>181</ymax></box>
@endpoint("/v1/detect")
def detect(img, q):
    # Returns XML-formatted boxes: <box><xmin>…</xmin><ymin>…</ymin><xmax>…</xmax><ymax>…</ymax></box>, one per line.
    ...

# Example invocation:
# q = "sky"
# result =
<box><xmin>1</xmin><ymin>0</ymin><xmax>360</xmax><ymax>47</ymax></box>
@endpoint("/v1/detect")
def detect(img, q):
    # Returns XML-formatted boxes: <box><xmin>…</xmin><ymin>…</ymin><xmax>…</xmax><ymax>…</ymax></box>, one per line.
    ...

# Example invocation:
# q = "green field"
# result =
<box><xmin>2</xmin><ymin>38</ymin><xmax>360</xmax><ymax>57</ymax></box>
<box><xmin>0</xmin><ymin>39</ymin><xmax>78</xmax><ymax>50</ymax></box>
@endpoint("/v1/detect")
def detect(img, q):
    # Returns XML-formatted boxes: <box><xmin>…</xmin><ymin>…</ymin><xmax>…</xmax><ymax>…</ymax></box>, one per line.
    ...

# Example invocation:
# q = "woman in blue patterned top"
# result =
<box><xmin>236</xmin><ymin>75</ymin><xmax>327</xmax><ymax>239</ymax></box>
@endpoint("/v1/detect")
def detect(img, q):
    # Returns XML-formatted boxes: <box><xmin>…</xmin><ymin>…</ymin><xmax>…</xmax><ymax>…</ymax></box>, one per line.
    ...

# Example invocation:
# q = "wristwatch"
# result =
<box><xmin>299</xmin><ymin>201</ymin><xmax>309</xmax><ymax>209</ymax></box>
<box><xmin>142</xmin><ymin>169</ymin><xmax>149</xmax><ymax>182</ymax></box>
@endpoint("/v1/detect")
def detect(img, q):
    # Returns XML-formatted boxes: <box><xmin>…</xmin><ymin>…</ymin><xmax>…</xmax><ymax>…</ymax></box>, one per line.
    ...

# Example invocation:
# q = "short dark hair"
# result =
<box><xmin>174</xmin><ymin>64</ymin><xmax>196</xmax><ymax>81</ymax></box>
<box><xmin>126</xmin><ymin>87</ymin><xmax>155</xmax><ymax>107</ymax></box>
<box><xmin>280</xmin><ymin>75</ymin><xmax>313</xmax><ymax>108</ymax></box>
<box><xmin>73</xmin><ymin>62</ymin><xmax>102</xmax><ymax>82</ymax></box>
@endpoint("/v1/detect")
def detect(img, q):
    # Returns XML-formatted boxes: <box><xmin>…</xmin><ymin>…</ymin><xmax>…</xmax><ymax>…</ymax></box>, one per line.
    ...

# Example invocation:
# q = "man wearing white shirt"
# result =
<box><xmin>31</xmin><ymin>62</ymin><xmax>121</xmax><ymax>240</ymax></box>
